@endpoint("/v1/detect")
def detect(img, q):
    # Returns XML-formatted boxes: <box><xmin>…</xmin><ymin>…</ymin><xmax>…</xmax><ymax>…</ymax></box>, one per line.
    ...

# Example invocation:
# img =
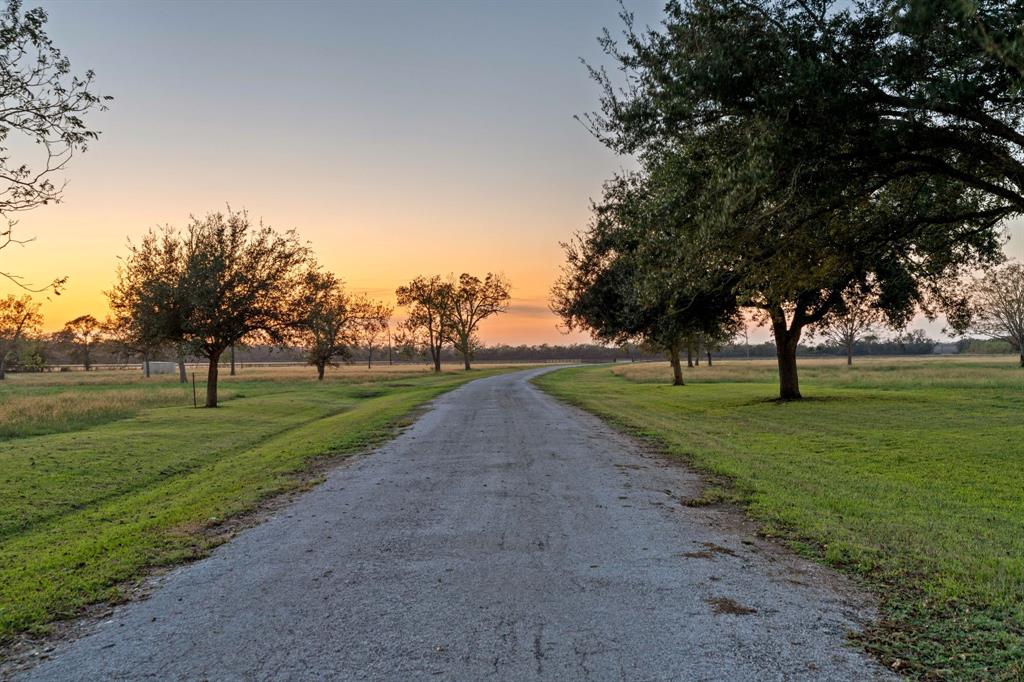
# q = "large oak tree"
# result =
<box><xmin>553</xmin><ymin>170</ymin><xmax>741</xmax><ymax>386</ymax></box>
<box><xmin>111</xmin><ymin>210</ymin><xmax>310</xmax><ymax>406</ymax></box>
<box><xmin>584</xmin><ymin>0</ymin><xmax>1011</xmax><ymax>398</ymax></box>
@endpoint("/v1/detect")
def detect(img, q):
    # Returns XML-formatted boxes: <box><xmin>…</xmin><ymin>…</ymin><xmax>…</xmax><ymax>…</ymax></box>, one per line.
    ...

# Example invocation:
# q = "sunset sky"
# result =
<box><xmin>9</xmin><ymin>0</ymin><xmax>1024</xmax><ymax>344</ymax></box>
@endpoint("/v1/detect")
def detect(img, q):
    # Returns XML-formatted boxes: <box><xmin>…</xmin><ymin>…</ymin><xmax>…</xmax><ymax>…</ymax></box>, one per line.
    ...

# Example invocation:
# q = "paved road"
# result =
<box><xmin>21</xmin><ymin>368</ymin><xmax>890</xmax><ymax>681</ymax></box>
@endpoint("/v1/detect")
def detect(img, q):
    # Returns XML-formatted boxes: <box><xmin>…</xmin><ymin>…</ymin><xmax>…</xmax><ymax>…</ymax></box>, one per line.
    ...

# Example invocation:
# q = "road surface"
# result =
<box><xmin>21</xmin><ymin>368</ymin><xmax>890</xmax><ymax>681</ymax></box>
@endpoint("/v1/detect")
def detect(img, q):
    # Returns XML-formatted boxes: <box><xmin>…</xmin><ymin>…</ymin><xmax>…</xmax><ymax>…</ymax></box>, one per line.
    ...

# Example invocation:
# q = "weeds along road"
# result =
<box><xmin>21</xmin><ymin>368</ymin><xmax>890</xmax><ymax>681</ymax></box>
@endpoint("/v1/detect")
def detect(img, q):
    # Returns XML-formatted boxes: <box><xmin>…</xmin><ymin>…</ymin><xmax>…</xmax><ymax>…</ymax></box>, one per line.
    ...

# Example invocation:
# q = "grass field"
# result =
<box><xmin>535</xmin><ymin>357</ymin><xmax>1024</xmax><ymax>680</ymax></box>
<box><xmin>0</xmin><ymin>363</ymin><xmax>516</xmax><ymax>648</ymax></box>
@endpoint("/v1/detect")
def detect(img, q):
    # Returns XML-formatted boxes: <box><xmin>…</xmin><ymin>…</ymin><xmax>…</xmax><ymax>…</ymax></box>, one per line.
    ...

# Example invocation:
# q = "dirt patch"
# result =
<box><xmin>706</xmin><ymin>597</ymin><xmax>758</xmax><ymax>616</ymax></box>
<box><xmin>682</xmin><ymin>542</ymin><xmax>739</xmax><ymax>559</ymax></box>
<box><xmin>684</xmin><ymin>540</ymin><xmax>741</xmax><ymax>557</ymax></box>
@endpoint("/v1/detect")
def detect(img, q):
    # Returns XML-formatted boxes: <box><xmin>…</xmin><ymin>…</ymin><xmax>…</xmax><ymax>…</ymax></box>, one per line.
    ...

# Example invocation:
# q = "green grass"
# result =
<box><xmin>0</xmin><ymin>365</ymin><xmax>512</xmax><ymax>646</ymax></box>
<box><xmin>534</xmin><ymin>357</ymin><xmax>1024</xmax><ymax>680</ymax></box>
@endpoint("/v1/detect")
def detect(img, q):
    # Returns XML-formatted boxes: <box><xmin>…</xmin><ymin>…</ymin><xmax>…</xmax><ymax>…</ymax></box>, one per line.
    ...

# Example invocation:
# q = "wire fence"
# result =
<box><xmin>26</xmin><ymin>358</ymin><xmax>593</xmax><ymax>373</ymax></box>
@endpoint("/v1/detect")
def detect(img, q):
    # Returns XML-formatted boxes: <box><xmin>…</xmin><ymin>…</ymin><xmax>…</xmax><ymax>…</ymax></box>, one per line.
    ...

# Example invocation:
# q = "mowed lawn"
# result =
<box><xmin>0</xmin><ymin>364</ymin><xmax>513</xmax><ymax>646</ymax></box>
<box><xmin>536</xmin><ymin>357</ymin><xmax>1024</xmax><ymax>679</ymax></box>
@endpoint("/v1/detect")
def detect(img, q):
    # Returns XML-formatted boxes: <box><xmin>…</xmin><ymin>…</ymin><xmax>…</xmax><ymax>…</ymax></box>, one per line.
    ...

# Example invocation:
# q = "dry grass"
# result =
<box><xmin>613</xmin><ymin>355</ymin><xmax>1024</xmax><ymax>391</ymax></box>
<box><xmin>0</xmin><ymin>363</ymin><xmax>533</xmax><ymax>440</ymax></box>
<box><xmin>0</xmin><ymin>388</ymin><xmax>195</xmax><ymax>439</ymax></box>
<box><xmin>219</xmin><ymin>362</ymin><xmax>499</xmax><ymax>384</ymax></box>
<box><xmin>0</xmin><ymin>370</ymin><xmax>184</xmax><ymax>388</ymax></box>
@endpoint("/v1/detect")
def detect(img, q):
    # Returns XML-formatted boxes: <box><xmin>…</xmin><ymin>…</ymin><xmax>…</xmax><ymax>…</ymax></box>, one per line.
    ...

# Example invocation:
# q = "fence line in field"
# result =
<box><xmin>28</xmin><ymin>358</ymin><xmax>591</xmax><ymax>373</ymax></box>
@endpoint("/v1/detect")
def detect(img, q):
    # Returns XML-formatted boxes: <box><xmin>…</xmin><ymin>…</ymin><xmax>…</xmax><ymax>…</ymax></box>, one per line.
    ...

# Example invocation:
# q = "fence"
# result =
<box><xmin>23</xmin><ymin>358</ymin><xmax>591</xmax><ymax>373</ymax></box>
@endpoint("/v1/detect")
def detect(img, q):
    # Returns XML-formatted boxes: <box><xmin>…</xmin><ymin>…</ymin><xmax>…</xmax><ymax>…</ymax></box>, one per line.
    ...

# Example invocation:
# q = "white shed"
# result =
<box><xmin>145</xmin><ymin>361</ymin><xmax>178</xmax><ymax>375</ymax></box>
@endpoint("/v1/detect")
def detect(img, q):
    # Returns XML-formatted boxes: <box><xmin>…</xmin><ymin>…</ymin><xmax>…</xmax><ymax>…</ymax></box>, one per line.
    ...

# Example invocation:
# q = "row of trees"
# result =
<box><xmin>395</xmin><ymin>273</ymin><xmax>511</xmax><ymax>372</ymax></box>
<box><xmin>101</xmin><ymin>210</ymin><xmax>511</xmax><ymax>407</ymax></box>
<box><xmin>0</xmin><ymin>302</ymin><xmax>123</xmax><ymax>378</ymax></box>
<box><xmin>105</xmin><ymin>210</ymin><xmax>392</xmax><ymax>407</ymax></box>
<box><xmin>555</xmin><ymin>0</ymin><xmax>1024</xmax><ymax>397</ymax></box>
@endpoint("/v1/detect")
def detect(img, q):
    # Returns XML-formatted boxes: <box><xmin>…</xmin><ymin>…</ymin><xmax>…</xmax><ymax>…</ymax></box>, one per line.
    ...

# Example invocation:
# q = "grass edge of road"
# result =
<box><xmin>0</xmin><ymin>368</ymin><xmax>514</xmax><ymax>660</ymax></box>
<box><xmin>532</xmin><ymin>363</ymin><xmax>1024</xmax><ymax>681</ymax></box>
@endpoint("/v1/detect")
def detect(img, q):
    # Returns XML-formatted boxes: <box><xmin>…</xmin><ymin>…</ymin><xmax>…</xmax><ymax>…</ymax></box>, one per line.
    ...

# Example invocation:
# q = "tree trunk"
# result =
<box><xmin>368</xmin><ymin>347</ymin><xmax>373</xmax><ymax>369</ymax></box>
<box><xmin>205</xmin><ymin>350</ymin><xmax>222</xmax><ymax>408</ymax></box>
<box><xmin>83</xmin><ymin>347</ymin><xmax>91</xmax><ymax>372</ymax></box>
<box><xmin>1019</xmin><ymin>349</ymin><xmax>1023</xmax><ymax>368</ymax></box>
<box><xmin>686</xmin><ymin>347</ymin><xmax>693</xmax><ymax>368</ymax></box>
<box><xmin>143</xmin><ymin>351</ymin><xmax>151</xmax><ymax>378</ymax></box>
<box><xmin>431</xmin><ymin>345</ymin><xmax>442</xmax><ymax>373</ymax></box>
<box><xmin>463</xmin><ymin>353</ymin><xmax>471</xmax><ymax>371</ymax></box>
<box><xmin>0</xmin><ymin>354</ymin><xmax>7</xmax><ymax>380</ymax></box>
<box><xmin>669</xmin><ymin>344</ymin><xmax>684</xmax><ymax>386</ymax></box>
<box><xmin>230</xmin><ymin>345</ymin><xmax>236</xmax><ymax>376</ymax></box>
<box><xmin>847</xmin><ymin>341</ymin><xmax>853</xmax><ymax>366</ymax></box>
<box><xmin>317</xmin><ymin>361</ymin><xmax>326</xmax><ymax>380</ymax></box>
<box><xmin>706</xmin><ymin>351</ymin><xmax>712</xmax><ymax>366</ymax></box>
<box><xmin>772</xmin><ymin>317</ymin><xmax>802</xmax><ymax>400</ymax></box>
<box><xmin>178</xmin><ymin>354</ymin><xmax>187</xmax><ymax>384</ymax></box>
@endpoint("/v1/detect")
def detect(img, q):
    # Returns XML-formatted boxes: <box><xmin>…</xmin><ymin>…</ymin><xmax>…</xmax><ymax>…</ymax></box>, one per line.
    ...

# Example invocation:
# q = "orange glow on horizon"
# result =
<box><xmin>6</xmin><ymin>190</ymin><xmax>594</xmax><ymax>346</ymax></box>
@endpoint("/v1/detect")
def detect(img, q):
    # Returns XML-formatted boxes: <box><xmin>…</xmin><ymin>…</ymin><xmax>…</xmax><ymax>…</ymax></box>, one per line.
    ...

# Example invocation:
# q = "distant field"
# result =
<box><xmin>536</xmin><ymin>357</ymin><xmax>1024</xmax><ymax>679</ymax></box>
<box><xmin>0</xmin><ymin>363</ymin><xmax>517</xmax><ymax>646</ymax></box>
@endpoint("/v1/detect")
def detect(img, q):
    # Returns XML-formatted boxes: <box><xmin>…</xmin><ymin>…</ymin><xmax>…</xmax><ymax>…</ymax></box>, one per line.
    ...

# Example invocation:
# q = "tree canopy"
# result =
<box><xmin>552</xmin><ymin>168</ymin><xmax>740</xmax><ymax>385</ymax></box>
<box><xmin>110</xmin><ymin>209</ymin><xmax>311</xmax><ymax>406</ymax></box>
<box><xmin>581</xmin><ymin>0</ymin><xmax>1017</xmax><ymax>397</ymax></box>
<box><xmin>970</xmin><ymin>262</ymin><xmax>1024</xmax><ymax>367</ymax></box>
<box><xmin>447</xmin><ymin>273</ymin><xmax>511</xmax><ymax>370</ymax></box>
<box><xmin>396</xmin><ymin>275</ymin><xmax>456</xmax><ymax>373</ymax></box>
<box><xmin>0</xmin><ymin>293</ymin><xmax>40</xmax><ymax>378</ymax></box>
<box><xmin>295</xmin><ymin>268</ymin><xmax>391</xmax><ymax>380</ymax></box>
<box><xmin>57</xmin><ymin>314</ymin><xmax>101</xmax><ymax>371</ymax></box>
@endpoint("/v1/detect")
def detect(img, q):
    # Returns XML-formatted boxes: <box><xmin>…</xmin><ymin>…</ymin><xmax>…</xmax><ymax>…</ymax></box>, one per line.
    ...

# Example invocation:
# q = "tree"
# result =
<box><xmin>396</xmin><ymin>276</ymin><xmax>455</xmax><ymax>373</ymax></box>
<box><xmin>584</xmin><ymin>0</ymin><xmax>1008</xmax><ymax>399</ymax></box>
<box><xmin>447</xmin><ymin>273</ymin><xmax>510</xmax><ymax>370</ymax></box>
<box><xmin>179</xmin><ymin>210</ymin><xmax>309</xmax><ymax>406</ymax></box>
<box><xmin>905</xmin><ymin>0</ymin><xmax>1024</xmax><ymax>76</ymax></box>
<box><xmin>358</xmin><ymin>304</ymin><xmax>391</xmax><ymax>369</ymax></box>
<box><xmin>58</xmin><ymin>314</ymin><xmax>101</xmax><ymax>370</ymax></box>
<box><xmin>552</xmin><ymin>171</ymin><xmax>740</xmax><ymax>386</ymax></box>
<box><xmin>0</xmin><ymin>294</ymin><xmax>40</xmax><ymax>378</ymax></box>
<box><xmin>111</xmin><ymin>210</ymin><xmax>310</xmax><ymax>406</ymax></box>
<box><xmin>813</xmin><ymin>287</ymin><xmax>887</xmax><ymax>366</ymax></box>
<box><xmin>879</xmin><ymin>0</ymin><xmax>1024</xmax><ymax>213</ymax></box>
<box><xmin>970</xmin><ymin>263</ymin><xmax>1024</xmax><ymax>367</ymax></box>
<box><xmin>295</xmin><ymin>269</ymin><xmax>392</xmax><ymax>380</ymax></box>
<box><xmin>0</xmin><ymin>0</ymin><xmax>110</xmax><ymax>291</ymax></box>
<box><xmin>108</xmin><ymin>227</ymin><xmax>187</xmax><ymax>382</ymax></box>
<box><xmin>102</xmin><ymin>317</ymin><xmax>151</xmax><ymax>375</ymax></box>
